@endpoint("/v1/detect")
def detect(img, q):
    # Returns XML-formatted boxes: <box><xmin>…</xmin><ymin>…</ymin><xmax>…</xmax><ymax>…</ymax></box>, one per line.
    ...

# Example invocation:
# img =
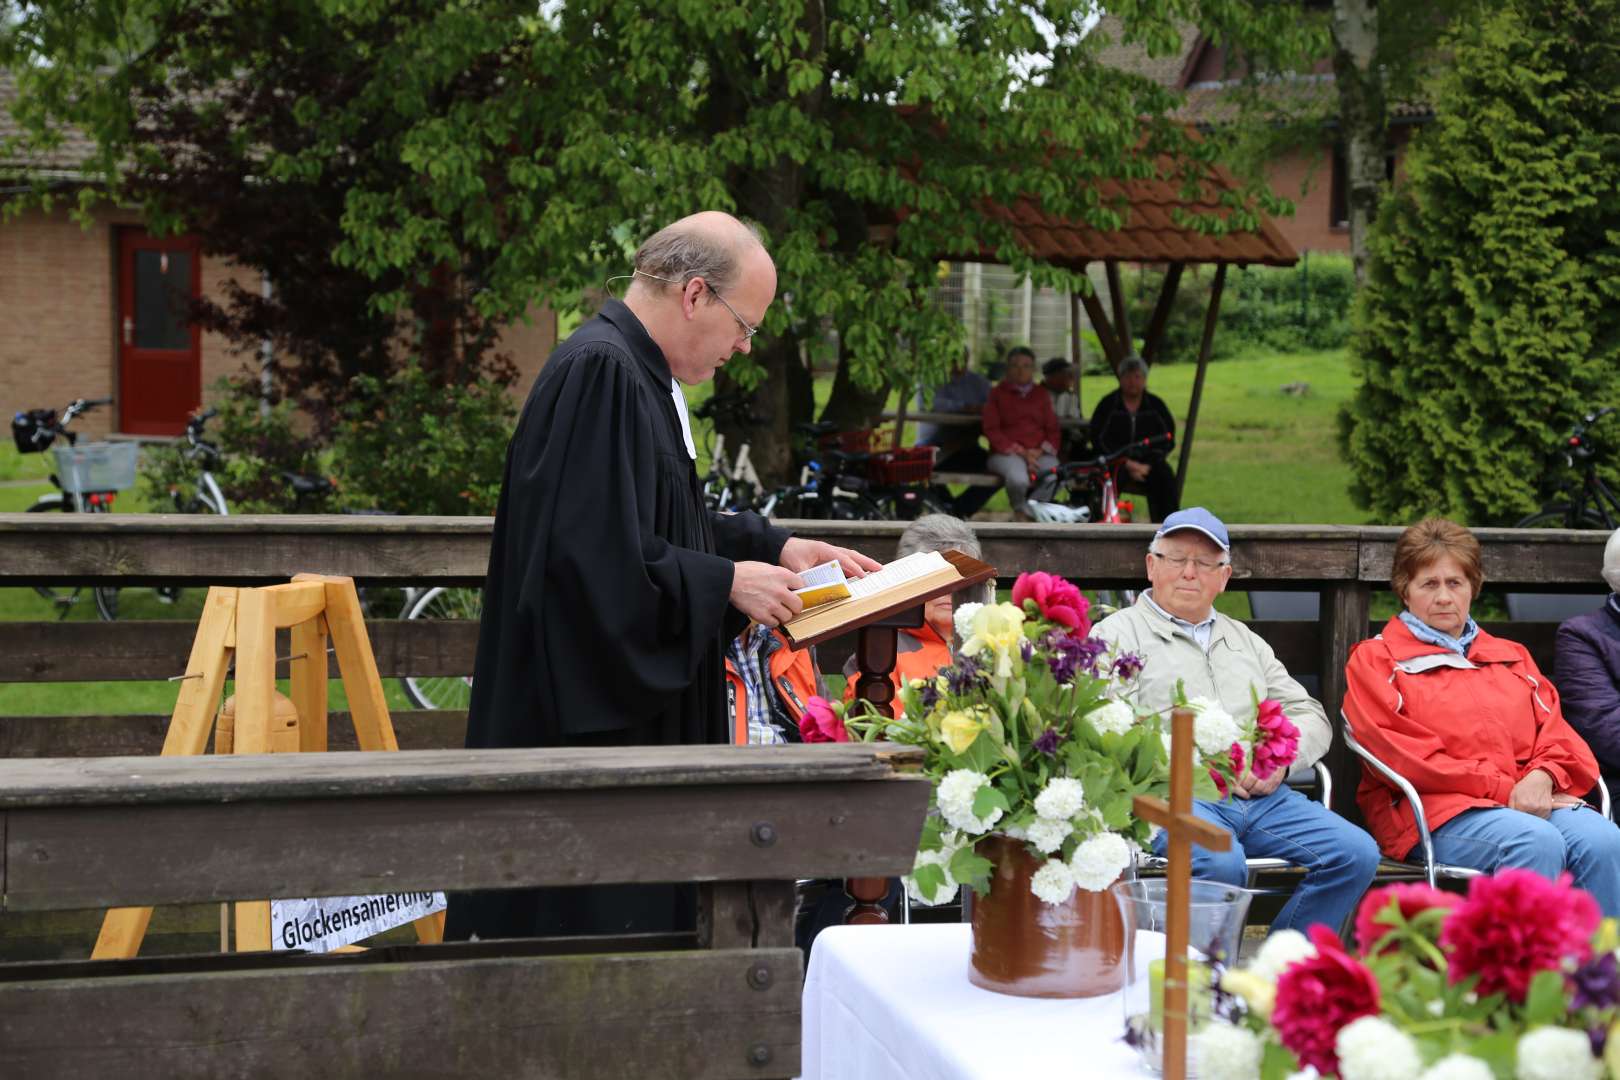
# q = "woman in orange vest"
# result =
<box><xmin>844</xmin><ymin>514</ymin><xmax>985</xmax><ymax>716</ymax></box>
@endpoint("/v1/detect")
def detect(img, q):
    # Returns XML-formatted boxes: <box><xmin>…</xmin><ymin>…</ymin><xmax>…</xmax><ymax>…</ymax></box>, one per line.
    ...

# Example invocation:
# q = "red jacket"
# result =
<box><xmin>843</xmin><ymin>625</ymin><xmax>954</xmax><ymax>717</ymax></box>
<box><xmin>1346</xmin><ymin>617</ymin><xmax>1599</xmax><ymax>859</ymax></box>
<box><xmin>982</xmin><ymin>382</ymin><xmax>1059</xmax><ymax>457</ymax></box>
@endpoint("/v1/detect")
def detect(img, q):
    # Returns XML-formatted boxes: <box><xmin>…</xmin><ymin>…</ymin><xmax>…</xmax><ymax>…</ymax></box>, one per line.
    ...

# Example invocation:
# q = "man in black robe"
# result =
<box><xmin>447</xmin><ymin>211</ymin><xmax>878</xmax><ymax>941</ymax></box>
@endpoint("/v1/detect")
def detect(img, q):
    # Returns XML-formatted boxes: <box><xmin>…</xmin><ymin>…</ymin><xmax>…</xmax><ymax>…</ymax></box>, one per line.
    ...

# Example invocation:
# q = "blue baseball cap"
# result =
<box><xmin>1155</xmin><ymin>507</ymin><xmax>1230</xmax><ymax>552</ymax></box>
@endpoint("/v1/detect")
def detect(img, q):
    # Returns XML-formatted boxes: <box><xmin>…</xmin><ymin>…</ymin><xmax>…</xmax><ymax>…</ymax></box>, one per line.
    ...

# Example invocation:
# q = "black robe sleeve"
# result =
<box><xmin>465</xmin><ymin>343</ymin><xmax>745</xmax><ymax>748</ymax></box>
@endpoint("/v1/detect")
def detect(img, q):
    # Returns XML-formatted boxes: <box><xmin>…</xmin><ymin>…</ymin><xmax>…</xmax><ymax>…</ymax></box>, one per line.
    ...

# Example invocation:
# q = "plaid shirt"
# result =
<box><xmin>727</xmin><ymin>624</ymin><xmax>791</xmax><ymax>745</ymax></box>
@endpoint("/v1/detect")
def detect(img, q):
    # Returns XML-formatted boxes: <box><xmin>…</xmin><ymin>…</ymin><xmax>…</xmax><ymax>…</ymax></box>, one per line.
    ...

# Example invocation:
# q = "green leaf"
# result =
<box><xmin>972</xmin><ymin>783</ymin><xmax>1010</xmax><ymax>820</ymax></box>
<box><xmin>1522</xmin><ymin>969</ymin><xmax>1568</xmax><ymax>1025</ymax></box>
<box><xmin>911</xmin><ymin>862</ymin><xmax>948</xmax><ymax>903</ymax></box>
<box><xmin>948</xmin><ymin>847</ymin><xmax>994</xmax><ymax>896</ymax></box>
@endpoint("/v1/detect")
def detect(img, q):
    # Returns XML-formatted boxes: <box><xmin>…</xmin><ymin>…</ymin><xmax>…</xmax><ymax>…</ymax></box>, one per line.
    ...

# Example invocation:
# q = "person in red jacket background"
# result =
<box><xmin>982</xmin><ymin>347</ymin><xmax>1060</xmax><ymax>521</ymax></box>
<box><xmin>1345</xmin><ymin>518</ymin><xmax>1620</xmax><ymax>914</ymax></box>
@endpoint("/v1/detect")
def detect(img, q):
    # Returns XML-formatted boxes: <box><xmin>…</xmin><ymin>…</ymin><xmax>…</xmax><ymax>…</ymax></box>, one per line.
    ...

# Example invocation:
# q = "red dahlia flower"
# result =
<box><xmin>1441</xmin><ymin>869</ymin><xmax>1598</xmax><ymax>1002</ymax></box>
<box><xmin>1011</xmin><ymin>571</ymin><xmax>1090</xmax><ymax>635</ymax></box>
<box><xmin>1272</xmin><ymin>925</ymin><xmax>1381</xmax><ymax>1075</ymax></box>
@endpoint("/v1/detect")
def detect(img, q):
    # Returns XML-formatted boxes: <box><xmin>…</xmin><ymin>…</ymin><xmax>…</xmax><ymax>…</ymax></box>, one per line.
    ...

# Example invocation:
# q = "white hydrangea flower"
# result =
<box><xmin>1186</xmin><ymin>696</ymin><xmax>1244</xmax><ymax>757</ymax></box>
<box><xmin>1029</xmin><ymin>858</ymin><xmax>1075</xmax><ymax>904</ymax></box>
<box><xmin>936</xmin><ymin>768</ymin><xmax>1002</xmax><ymax>834</ymax></box>
<box><xmin>952</xmin><ymin>602</ymin><xmax>984</xmax><ymax>646</ymax></box>
<box><xmin>1193</xmin><ymin>1020</ymin><xmax>1262</xmax><ymax>1080</ymax></box>
<box><xmin>1033</xmin><ymin>777</ymin><xmax>1087</xmax><ymax>821</ymax></box>
<box><xmin>1069</xmin><ymin>831</ymin><xmax>1134</xmax><ymax>891</ymax></box>
<box><xmin>1087</xmin><ymin>699</ymin><xmax>1137</xmax><ymax>736</ymax></box>
<box><xmin>1336</xmin><ymin>1016</ymin><xmax>1422</xmax><ymax>1080</ymax></box>
<box><xmin>902</xmin><ymin>848</ymin><xmax>959</xmax><ymax>906</ymax></box>
<box><xmin>1284</xmin><ymin>1070</ymin><xmax>1323</xmax><ymax>1080</ymax></box>
<box><xmin>1515</xmin><ymin>1027</ymin><xmax>1603</xmax><ymax>1080</ymax></box>
<box><xmin>1420</xmin><ymin>1055</ymin><xmax>1496</xmax><ymax>1080</ymax></box>
<box><xmin>1026</xmin><ymin>816</ymin><xmax>1071</xmax><ymax>854</ymax></box>
<box><xmin>1249</xmin><ymin>928</ymin><xmax>1318</xmax><ymax>980</ymax></box>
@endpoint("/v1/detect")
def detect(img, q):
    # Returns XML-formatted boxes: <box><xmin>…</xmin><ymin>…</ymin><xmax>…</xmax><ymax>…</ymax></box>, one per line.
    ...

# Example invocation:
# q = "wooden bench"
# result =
<box><xmin>0</xmin><ymin>743</ymin><xmax>928</xmax><ymax>1078</ymax></box>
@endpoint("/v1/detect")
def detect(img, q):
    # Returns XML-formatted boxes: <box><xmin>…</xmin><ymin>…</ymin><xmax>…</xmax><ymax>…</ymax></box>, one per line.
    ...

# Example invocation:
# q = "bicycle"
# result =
<box><xmin>693</xmin><ymin>392</ymin><xmax>768</xmax><ymax>513</ymax></box>
<box><xmin>13</xmin><ymin>397</ymin><xmax>132</xmax><ymax>620</ymax></box>
<box><xmin>1028</xmin><ymin>432</ymin><xmax>1175</xmax><ymax>526</ymax></box>
<box><xmin>1516</xmin><ymin>407</ymin><xmax>1619</xmax><ymax>529</ymax></box>
<box><xmin>760</xmin><ymin>423</ymin><xmax>887</xmax><ymax>520</ymax></box>
<box><xmin>397</xmin><ymin>583</ymin><xmax>482</xmax><ymax>710</ymax></box>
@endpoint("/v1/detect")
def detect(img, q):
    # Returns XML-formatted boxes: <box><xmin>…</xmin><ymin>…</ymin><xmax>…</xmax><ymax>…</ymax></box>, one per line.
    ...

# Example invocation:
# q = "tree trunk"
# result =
<box><xmin>819</xmin><ymin>353</ymin><xmax>889</xmax><ymax>432</ymax></box>
<box><xmin>1331</xmin><ymin>0</ymin><xmax>1386</xmax><ymax>286</ymax></box>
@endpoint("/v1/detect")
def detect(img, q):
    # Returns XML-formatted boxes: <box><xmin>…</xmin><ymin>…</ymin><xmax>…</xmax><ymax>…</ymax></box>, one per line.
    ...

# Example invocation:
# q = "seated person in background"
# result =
<box><xmin>1346</xmin><ymin>518</ymin><xmax>1620</xmax><ymax>915</ymax></box>
<box><xmin>725</xmin><ymin>623</ymin><xmax>825</xmax><ymax>745</ymax></box>
<box><xmin>844</xmin><ymin>514</ymin><xmax>981</xmax><ymax>713</ymax></box>
<box><xmin>1088</xmin><ymin>353</ymin><xmax>1178</xmax><ymax>523</ymax></box>
<box><xmin>983</xmin><ymin>346</ymin><xmax>1060</xmax><ymax>522</ymax></box>
<box><xmin>1555</xmin><ymin>528</ymin><xmax>1620</xmax><ymax>790</ymax></box>
<box><xmin>1041</xmin><ymin>357</ymin><xmax>1081</xmax><ymax>458</ymax></box>
<box><xmin>1093</xmin><ymin>508</ymin><xmax>1379</xmax><ymax>936</ymax></box>
<box><xmin>916</xmin><ymin>350</ymin><xmax>997</xmax><ymax>519</ymax></box>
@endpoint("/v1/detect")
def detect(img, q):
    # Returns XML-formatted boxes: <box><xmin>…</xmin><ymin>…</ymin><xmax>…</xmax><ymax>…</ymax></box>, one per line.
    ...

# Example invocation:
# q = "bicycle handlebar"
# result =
<box><xmin>1044</xmin><ymin>432</ymin><xmax>1175</xmax><ymax>480</ymax></box>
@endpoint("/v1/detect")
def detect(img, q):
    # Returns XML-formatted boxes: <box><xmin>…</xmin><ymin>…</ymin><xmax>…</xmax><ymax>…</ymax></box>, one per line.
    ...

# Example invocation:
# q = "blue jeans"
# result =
<box><xmin>1152</xmin><ymin>785</ymin><xmax>1380</xmax><ymax>935</ymax></box>
<box><xmin>1429</xmin><ymin>805</ymin><xmax>1620</xmax><ymax>916</ymax></box>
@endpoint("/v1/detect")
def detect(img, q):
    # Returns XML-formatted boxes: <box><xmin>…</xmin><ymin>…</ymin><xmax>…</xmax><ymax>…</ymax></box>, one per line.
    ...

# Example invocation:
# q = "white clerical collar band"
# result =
<box><xmin>670</xmin><ymin>378</ymin><xmax>697</xmax><ymax>459</ymax></box>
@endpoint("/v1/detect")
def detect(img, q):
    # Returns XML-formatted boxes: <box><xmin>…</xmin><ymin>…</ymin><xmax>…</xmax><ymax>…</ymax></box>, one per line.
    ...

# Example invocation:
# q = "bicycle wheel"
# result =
<box><xmin>26</xmin><ymin>496</ymin><xmax>88</xmax><ymax>619</ymax></box>
<box><xmin>874</xmin><ymin>488</ymin><xmax>952</xmax><ymax>521</ymax></box>
<box><xmin>401</xmin><ymin>586</ymin><xmax>481</xmax><ymax>710</ymax></box>
<box><xmin>1515</xmin><ymin>506</ymin><xmax>1609</xmax><ymax>529</ymax></box>
<box><xmin>832</xmin><ymin>492</ymin><xmax>889</xmax><ymax>521</ymax></box>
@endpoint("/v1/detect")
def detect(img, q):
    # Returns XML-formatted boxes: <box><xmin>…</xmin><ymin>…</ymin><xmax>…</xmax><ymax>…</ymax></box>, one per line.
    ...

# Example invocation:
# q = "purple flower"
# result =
<box><xmin>945</xmin><ymin>657</ymin><xmax>988</xmax><ymax>695</ymax></box>
<box><xmin>1047</xmin><ymin>634</ymin><xmax>1108</xmax><ymax>685</ymax></box>
<box><xmin>1020</xmin><ymin>638</ymin><xmax>1036</xmax><ymax>663</ymax></box>
<box><xmin>1111</xmin><ymin>651</ymin><xmax>1145</xmax><ymax>681</ymax></box>
<box><xmin>1033</xmin><ymin>727</ymin><xmax>1061</xmax><ymax>756</ymax></box>
<box><xmin>1590</xmin><ymin>1024</ymin><xmax>1609</xmax><ymax>1060</ymax></box>
<box><xmin>918</xmin><ymin>680</ymin><xmax>942</xmax><ymax>711</ymax></box>
<box><xmin>1572</xmin><ymin>951</ymin><xmax>1620</xmax><ymax>1011</ymax></box>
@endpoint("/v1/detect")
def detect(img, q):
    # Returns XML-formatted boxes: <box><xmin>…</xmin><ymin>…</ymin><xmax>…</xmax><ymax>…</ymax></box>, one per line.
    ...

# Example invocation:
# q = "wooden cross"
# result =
<box><xmin>1133</xmin><ymin>706</ymin><xmax>1231</xmax><ymax>1080</ymax></box>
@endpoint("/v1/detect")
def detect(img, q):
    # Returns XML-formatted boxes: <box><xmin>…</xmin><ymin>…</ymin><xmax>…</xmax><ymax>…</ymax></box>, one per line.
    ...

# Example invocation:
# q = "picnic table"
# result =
<box><xmin>883</xmin><ymin>410</ymin><xmax>1088</xmax><ymax>433</ymax></box>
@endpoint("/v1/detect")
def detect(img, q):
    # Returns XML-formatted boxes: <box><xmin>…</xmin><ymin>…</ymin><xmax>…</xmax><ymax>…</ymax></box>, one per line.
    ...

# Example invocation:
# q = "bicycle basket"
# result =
<box><xmin>11</xmin><ymin>409</ymin><xmax>57</xmax><ymax>453</ymax></box>
<box><xmin>51</xmin><ymin>441</ymin><xmax>140</xmax><ymax>494</ymax></box>
<box><xmin>868</xmin><ymin>445</ymin><xmax>936</xmax><ymax>485</ymax></box>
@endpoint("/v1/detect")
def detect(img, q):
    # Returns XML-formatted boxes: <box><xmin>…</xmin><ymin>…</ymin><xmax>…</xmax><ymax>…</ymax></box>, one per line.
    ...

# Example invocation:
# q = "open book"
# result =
<box><xmin>782</xmin><ymin>548</ymin><xmax>996</xmax><ymax>647</ymax></box>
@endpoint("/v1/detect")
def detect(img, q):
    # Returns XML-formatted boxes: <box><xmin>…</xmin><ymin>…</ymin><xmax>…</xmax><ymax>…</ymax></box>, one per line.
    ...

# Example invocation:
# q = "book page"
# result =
<box><xmin>846</xmin><ymin>550</ymin><xmax>950</xmax><ymax>600</ymax></box>
<box><xmin>794</xmin><ymin>560</ymin><xmax>851</xmax><ymax>607</ymax></box>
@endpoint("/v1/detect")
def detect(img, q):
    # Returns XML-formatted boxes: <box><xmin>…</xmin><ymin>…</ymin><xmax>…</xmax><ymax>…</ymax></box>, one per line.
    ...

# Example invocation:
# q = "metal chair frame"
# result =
<box><xmin>1342</xmin><ymin>712</ymin><xmax>1612</xmax><ymax>889</ymax></box>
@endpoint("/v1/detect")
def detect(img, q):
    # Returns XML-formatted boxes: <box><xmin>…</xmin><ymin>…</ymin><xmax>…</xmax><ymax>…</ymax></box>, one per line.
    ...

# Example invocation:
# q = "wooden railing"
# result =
<box><xmin>0</xmin><ymin>742</ymin><xmax>929</xmax><ymax>1078</ymax></box>
<box><xmin>1</xmin><ymin>513</ymin><xmax>1609</xmax><ymax>831</ymax></box>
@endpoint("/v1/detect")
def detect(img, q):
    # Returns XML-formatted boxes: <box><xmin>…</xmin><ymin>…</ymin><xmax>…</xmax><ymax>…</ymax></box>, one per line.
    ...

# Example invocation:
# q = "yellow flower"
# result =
<box><xmin>1607</xmin><ymin>1017</ymin><xmax>1620</xmax><ymax>1079</ymax></box>
<box><xmin>940</xmin><ymin>710</ymin><xmax>984</xmax><ymax>754</ymax></box>
<box><xmin>1220</xmin><ymin>969</ymin><xmax>1277</xmax><ymax>1021</ymax></box>
<box><xmin>960</xmin><ymin>602</ymin><xmax>1026</xmax><ymax>678</ymax></box>
<box><xmin>1597</xmin><ymin>919</ymin><xmax>1620</xmax><ymax>955</ymax></box>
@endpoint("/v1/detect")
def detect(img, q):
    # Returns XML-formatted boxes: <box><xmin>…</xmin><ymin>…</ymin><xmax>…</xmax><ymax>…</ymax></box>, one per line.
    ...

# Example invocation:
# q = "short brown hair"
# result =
<box><xmin>1390</xmin><ymin>518</ymin><xmax>1484</xmax><ymax>603</ymax></box>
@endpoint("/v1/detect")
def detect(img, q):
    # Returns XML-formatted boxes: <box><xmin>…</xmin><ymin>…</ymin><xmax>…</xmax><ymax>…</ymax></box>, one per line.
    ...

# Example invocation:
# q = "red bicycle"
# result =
<box><xmin>1026</xmin><ymin>433</ymin><xmax>1174</xmax><ymax>524</ymax></box>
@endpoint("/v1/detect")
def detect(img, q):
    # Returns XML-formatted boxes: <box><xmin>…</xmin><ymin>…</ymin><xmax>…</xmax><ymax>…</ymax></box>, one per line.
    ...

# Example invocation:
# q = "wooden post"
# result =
<box><xmin>1173</xmin><ymin>263</ymin><xmax>1228</xmax><ymax>505</ymax></box>
<box><xmin>1105</xmin><ymin>260</ymin><xmax>1132</xmax><ymax>355</ymax></box>
<box><xmin>1079</xmin><ymin>281</ymin><xmax>1125</xmax><ymax>372</ymax></box>
<box><xmin>1069</xmin><ymin>292</ymin><xmax>1084</xmax><ymax>413</ymax></box>
<box><xmin>1141</xmin><ymin>263</ymin><xmax>1186</xmax><ymax>364</ymax></box>
<box><xmin>1321</xmin><ymin>581</ymin><xmax>1372</xmax><ymax>823</ymax></box>
<box><xmin>1134</xmin><ymin>707</ymin><xmax>1232</xmax><ymax>1080</ymax></box>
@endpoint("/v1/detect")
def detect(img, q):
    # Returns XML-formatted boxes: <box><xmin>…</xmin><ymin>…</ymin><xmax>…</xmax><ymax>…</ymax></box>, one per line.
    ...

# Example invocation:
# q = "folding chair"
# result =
<box><xmin>1342</xmin><ymin>713</ymin><xmax>1612</xmax><ymax>889</ymax></box>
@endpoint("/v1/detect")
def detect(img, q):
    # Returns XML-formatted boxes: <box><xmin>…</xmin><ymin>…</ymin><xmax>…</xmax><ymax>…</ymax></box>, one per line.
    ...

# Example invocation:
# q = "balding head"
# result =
<box><xmin>623</xmin><ymin>211</ymin><xmax>777</xmax><ymax>385</ymax></box>
<box><xmin>632</xmin><ymin>212</ymin><xmax>766</xmax><ymax>295</ymax></box>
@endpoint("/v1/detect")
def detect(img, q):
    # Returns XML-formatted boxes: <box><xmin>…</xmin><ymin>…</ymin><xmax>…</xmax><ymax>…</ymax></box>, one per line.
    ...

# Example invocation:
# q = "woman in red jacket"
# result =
<box><xmin>1345</xmin><ymin>518</ymin><xmax>1620</xmax><ymax>913</ymax></box>
<box><xmin>982</xmin><ymin>347</ymin><xmax>1060</xmax><ymax>521</ymax></box>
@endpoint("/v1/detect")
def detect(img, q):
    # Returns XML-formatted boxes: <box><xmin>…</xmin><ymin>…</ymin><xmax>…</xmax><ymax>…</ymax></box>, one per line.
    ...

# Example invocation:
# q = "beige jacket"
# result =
<box><xmin>1092</xmin><ymin>592</ymin><xmax>1332</xmax><ymax>769</ymax></box>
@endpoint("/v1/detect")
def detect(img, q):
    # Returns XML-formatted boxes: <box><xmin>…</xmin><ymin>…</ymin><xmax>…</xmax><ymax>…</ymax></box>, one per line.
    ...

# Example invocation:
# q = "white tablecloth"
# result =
<box><xmin>800</xmin><ymin>923</ymin><xmax>1155</xmax><ymax>1079</ymax></box>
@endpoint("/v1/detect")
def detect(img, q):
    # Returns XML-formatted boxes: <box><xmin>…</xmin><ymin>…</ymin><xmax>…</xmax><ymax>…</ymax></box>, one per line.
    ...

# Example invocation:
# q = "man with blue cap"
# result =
<box><xmin>1093</xmin><ymin>508</ymin><xmax>1379</xmax><ymax>936</ymax></box>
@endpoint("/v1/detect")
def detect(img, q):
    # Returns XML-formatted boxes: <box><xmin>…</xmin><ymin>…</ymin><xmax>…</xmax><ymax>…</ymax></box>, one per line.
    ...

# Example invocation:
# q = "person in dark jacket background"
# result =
<box><xmin>1087</xmin><ymin>354</ymin><xmax>1178</xmax><ymax>522</ymax></box>
<box><xmin>1554</xmin><ymin>528</ymin><xmax>1620</xmax><ymax>789</ymax></box>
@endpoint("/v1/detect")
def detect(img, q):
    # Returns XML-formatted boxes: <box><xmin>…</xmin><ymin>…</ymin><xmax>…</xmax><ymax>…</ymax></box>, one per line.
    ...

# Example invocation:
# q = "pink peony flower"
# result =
<box><xmin>1272</xmin><ymin>925</ymin><xmax>1382</xmax><ymax>1075</ymax></box>
<box><xmin>799</xmin><ymin>695</ymin><xmax>848</xmax><ymax>744</ymax></box>
<box><xmin>1353</xmin><ymin>882</ymin><xmax>1458</xmax><ymax>954</ymax></box>
<box><xmin>1212</xmin><ymin>742</ymin><xmax>1244</xmax><ymax>797</ymax></box>
<box><xmin>1011</xmin><ymin>571</ymin><xmax>1090</xmax><ymax>635</ymax></box>
<box><xmin>1249</xmin><ymin>699</ymin><xmax>1300</xmax><ymax>781</ymax></box>
<box><xmin>1441</xmin><ymin>869</ymin><xmax>1598</xmax><ymax>1002</ymax></box>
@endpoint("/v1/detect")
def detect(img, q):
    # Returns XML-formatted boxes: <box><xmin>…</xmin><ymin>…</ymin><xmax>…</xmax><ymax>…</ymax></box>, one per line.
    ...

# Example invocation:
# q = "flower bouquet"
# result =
<box><xmin>812</xmin><ymin>570</ymin><xmax>1295</xmax><ymax>996</ymax></box>
<box><xmin>1200</xmin><ymin>870</ymin><xmax>1620</xmax><ymax>1080</ymax></box>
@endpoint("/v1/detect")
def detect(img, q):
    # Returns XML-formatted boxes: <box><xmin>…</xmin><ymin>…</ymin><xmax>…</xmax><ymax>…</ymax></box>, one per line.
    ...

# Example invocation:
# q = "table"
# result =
<box><xmin>799</xmin><ymin>923</ymin><xmax>1153</xmax><ymax>1079</ymax></box>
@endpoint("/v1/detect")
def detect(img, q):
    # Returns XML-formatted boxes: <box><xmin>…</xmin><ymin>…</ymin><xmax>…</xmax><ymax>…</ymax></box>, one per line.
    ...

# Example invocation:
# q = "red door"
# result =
<box><xmin>118</xmin><ymin>229</ymin><xmax>202</xmax><ymax>435</ymax></box>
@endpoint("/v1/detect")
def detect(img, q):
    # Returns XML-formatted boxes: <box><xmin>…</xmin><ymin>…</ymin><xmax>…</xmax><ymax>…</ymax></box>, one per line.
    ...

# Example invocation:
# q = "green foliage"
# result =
<box><xmin>1124</xmin><ymin>256</ymin><xmax>1354</xmax><ymax>364</ymax></box>
<box><xmin>137</xmin><ymin>377</ymin><xmax>325</xmax><ymax>514</ymax></box>
<box><xmin>1339</xmin><ymin>0</ymin><xmax>1620</xmax><ymax>524</ymax></box>
<box><xmin>330</xmin><ymin>360</ymin><xmax>516</xmax><ymax>515</ymax></box>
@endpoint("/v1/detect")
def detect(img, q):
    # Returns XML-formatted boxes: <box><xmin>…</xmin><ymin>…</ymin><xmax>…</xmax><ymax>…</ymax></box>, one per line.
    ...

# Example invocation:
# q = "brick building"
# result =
<box><xmin>1091</xmin><ymin>14</ymin><xmax>1429</xmax><ymax>256</ymax></box>
<box><xmin>1</xmin><ymin>72</ymin><xmax>556</xmax><ymax>440</ymax></box>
